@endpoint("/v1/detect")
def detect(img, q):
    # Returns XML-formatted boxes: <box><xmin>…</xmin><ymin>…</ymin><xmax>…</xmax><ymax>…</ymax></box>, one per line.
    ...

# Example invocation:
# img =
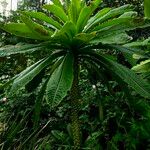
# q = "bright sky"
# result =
<box><xmin>0</xmin><ymin>0</ymin><xmax>18</xmax><ymax>16</ymax></box>
<box><xmin>0</xmin><ymin>0</ymin><xmax>56</xmax><ymax>16</ymax></box>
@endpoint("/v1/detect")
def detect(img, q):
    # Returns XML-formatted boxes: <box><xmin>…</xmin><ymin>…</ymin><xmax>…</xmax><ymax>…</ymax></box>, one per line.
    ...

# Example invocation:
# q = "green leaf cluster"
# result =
<box><xmin>0</xmin><ymin>0</ymin><xmax>150</xmax><ymax>114</ymax></box>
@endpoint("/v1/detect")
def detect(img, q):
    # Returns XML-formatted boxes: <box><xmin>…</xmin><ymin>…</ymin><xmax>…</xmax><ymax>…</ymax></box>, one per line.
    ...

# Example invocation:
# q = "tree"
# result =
<box><xmin>0</xmin><ymin>0</ymin><xmax>150</xmax><ymax>149</ymax></box>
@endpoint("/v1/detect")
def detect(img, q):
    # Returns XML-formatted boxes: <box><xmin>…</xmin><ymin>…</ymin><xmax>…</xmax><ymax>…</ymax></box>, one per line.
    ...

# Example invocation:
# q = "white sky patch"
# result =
<box><xmin>0</xmin><ymin>0</ymin><xmax>18</xmax><ymax>16</ymax></box>
<box><xmin>0</xmin><ymin>0</ymin><xmax>59</xmax><ymax>16</ymax></box>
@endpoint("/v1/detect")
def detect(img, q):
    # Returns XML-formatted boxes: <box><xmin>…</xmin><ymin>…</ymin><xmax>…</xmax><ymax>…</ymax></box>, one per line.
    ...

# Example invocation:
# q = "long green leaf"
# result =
<box><xmin>0</xmin><ymin>43</ymin><xmax>44</xmax><ymax>57</ymax></box>
<box><xmin>43</xmin><ymin>4</ymin><xmax>68</xmax><ymax>23</ymax></box>
<box><xmin>92</xmin><ymin>18</ymin><xmax>150</xmax><ymax>33</ymax></box>
<box><xmin>68</xmin><ymin>0</ymin><xmax>83</xmax><ymax>23</ymax></box>
<box><xmin>21</xmin><ymin>11</ymin><xmax>62</xmax><ymax>30</ymax></box>
<box><xmin>107</xmin><ymin>45</ymin><xmax>145</xmax><ymax>55</ymax></box>
<box><xmin>85</xmin><ymin>4</ymin><xmax>133</xmax><ymax>32</ymax></box>
<box><xmin>0</xmin><ymin>23</ymin><xmax>44</xmax><ymax>40</ymax></box>
<box><xmin>91</xmin><ymin>18</ymin><xmax>150</xmax><ymax>45</ymax></box>
<box><xmin>21</xmin><ymin>15</ymin><xmax>52</xmax><ymax>40</ymax></box>
<box><xmin>84</xmin><ymin>8</ymin><xmax>111</xmax><ymax>32</ymax></box>
<box><xmin>46</xmin><ymin>53</ymin><xmax>74</xmax><ymax>107</ymax></box>
<box><xmin>100</xmin><ymin>54</ymin><xmax>150</xmax><ymax>99</ymax></box>
<box><xmin>76</xmin><ymin>0</ymin><xmax>102</xmax><ymax>32</ymax></box>
<box><xmin>106</xmin><ymin>58</ymin><xmax>150</xmax><ymax>99</ymax></box>
<box><xmin>91</xmin><ymin>17</ymin><xmax>133</xmax><ymax>32</ymax></box>
<box><xmin>91</xmin><ymin>32</ymin><xmax>132</xmax><ymax>44</ymax></box>
<box><xmin>80</xmin><ymin>50</ymin><xmax>150</xmax><ymax>99</ymax></box>
<box><xmin>10</xmin><ymin>56</ymin><xmax>52</xmax><ymax>94</ymax></box>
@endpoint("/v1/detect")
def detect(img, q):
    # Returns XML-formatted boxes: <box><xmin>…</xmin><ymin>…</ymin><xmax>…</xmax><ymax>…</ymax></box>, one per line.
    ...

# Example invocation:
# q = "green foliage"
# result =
<box><xmin>10</xmin><ymin>56</ymin><xmax>51</xmax><ymax>95</ymax></box>
<box><xmin>144</xmin><ymin>0</ymin><xmax>150</xmax><ymax>18</ymax></box>
<box><xmin>46</xmin><ymin>53</ymin><xmax>74</xmax><ymax>107</ymax></box>
<box><xmin>43</xmin><ymin>3</ymin><xmax>68</xmax><ymax>23</ymax></box>
<box><xmin>0</xmin><ymin>0</ymin><xmax>150</xmax><ymax>149</ymax></box>
<box><xmin>124</xmin><ymin>38</ymin><xmax>150</xmax><ymax>79</ymax></box>
<box><xmin>1</xmin><ymin>0</ymin><xmax>149</xmax><ymax>105</ymax></box>
<box><xmin>21</xmin><ymin>11</ymin><xmax>62</xmax><ymax>30</ymax></box>
<box><xmin>132</xmin><ymin>59</ymin><xmax>150</xmax><ymax>73</ymax></box>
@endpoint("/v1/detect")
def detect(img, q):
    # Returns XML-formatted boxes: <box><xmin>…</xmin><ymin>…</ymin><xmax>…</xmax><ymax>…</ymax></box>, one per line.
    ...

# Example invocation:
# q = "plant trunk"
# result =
<box><xmin>70</xmin><ymin>56</ymin><xmax>81</xmax><ymax>150</ymax></box>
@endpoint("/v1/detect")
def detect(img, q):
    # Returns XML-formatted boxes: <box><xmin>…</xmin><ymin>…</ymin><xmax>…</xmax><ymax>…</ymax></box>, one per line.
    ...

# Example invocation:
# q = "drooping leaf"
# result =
<box><xmin>100</xmin><ymin>55</ymin><xmax>150</xmax><ymax>99</ymax></box>
<box><xmin>0</xmin><ymin>23</ymin><xmax>44</xmax><ymax>40</ymax></box>
<box><xmin>107</xmin><ymin>58</ymin><xmax>150</xmax><ymax>98</ymax></box>
<box><xmin>10</xmin><ymin>56</ymin><xmax>52</xmax><ymax>95</ymax></box>
<box><xmin>46</xmin><ymin>53</ymin><xmax>74</xmax><ymax>107</ymax></box>
<box><xmin>91</xmin><ymin>32</ymin><xmax>132</xmax><ymax>44</ymax></box>
<box><xmin>43</xmin><ymin>4</ymin><xmax>68</xmax><ymax>23</ymax></box>
<box><xmin>81</xmin><ymin>50</ymin><xmax>150</xmax><ymax>99</ymax></box>
<box><xmin>21</xmin><ymin>15</ymin><xmax>52</xmax><ymax>40</ymax></box>
<box><xmin>107</xmin><ymin>44</ymin><xmax>145</xmax><ymax>56</ymax></box>
<box><xmin>0</xmin><ymin>43</ymin><xmax>45</xmax><ymax>57</ymax></box>
<box><xmin>21</xmin><ymin>11</ymin><xmax>62</xmax><ymax>30</ymax></box>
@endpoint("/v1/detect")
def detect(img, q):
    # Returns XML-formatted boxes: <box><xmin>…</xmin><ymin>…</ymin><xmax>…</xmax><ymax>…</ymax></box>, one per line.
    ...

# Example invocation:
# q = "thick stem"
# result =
<box><xmin>70</xmin><ymin>56</ymin><xmax>81</xmax><ymax>150</ymax></box>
